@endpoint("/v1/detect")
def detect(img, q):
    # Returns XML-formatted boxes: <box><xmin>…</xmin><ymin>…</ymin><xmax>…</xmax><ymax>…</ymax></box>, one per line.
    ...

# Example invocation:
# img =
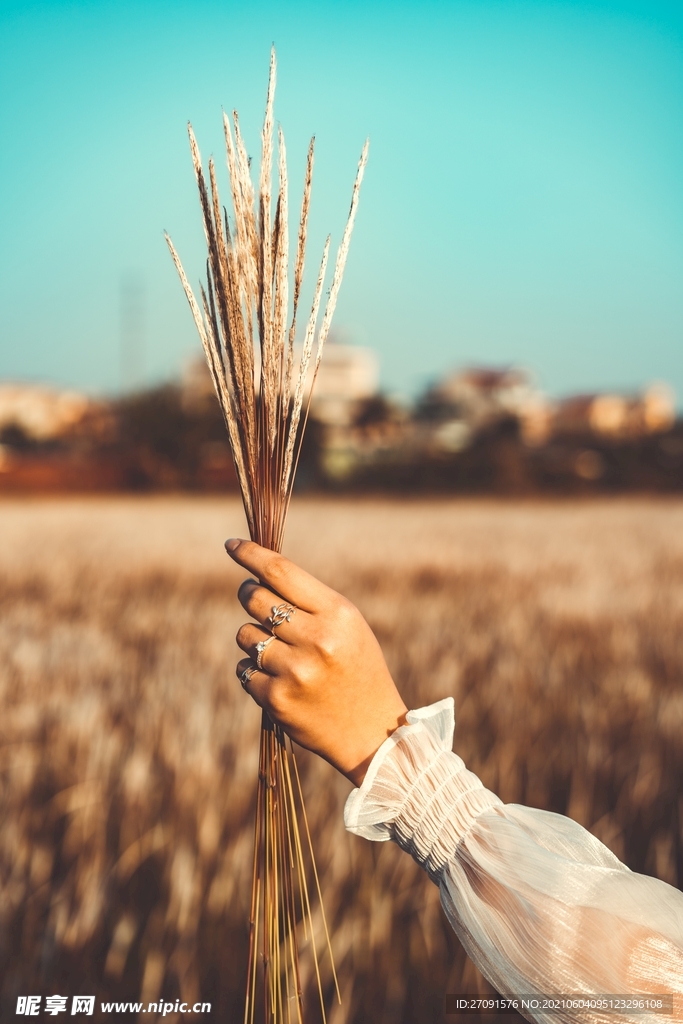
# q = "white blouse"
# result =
<box><xmin>344</xmin><ymin>699</ymin><xmax>683</xmax><ymax>1024</ymax></box>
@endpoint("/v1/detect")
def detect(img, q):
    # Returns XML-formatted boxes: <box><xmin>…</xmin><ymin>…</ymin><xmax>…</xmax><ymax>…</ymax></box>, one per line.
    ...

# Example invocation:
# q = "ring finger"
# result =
<box><xmin>236</xmin><ymin>623</ymin><xmax>289</xmax><ymax>675</ymax></box>
<box><xmin>236</xmin><ymin>658</ymin><xmax>268</xmax><ymax>706</ymax></box>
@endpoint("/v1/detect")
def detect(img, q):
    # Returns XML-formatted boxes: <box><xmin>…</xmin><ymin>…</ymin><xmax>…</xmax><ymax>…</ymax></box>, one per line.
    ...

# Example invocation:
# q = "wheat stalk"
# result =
<box><xmin>165</xmin><ymin>47</ymin><xmax>367</xmax><ymax>1023</ymax></box>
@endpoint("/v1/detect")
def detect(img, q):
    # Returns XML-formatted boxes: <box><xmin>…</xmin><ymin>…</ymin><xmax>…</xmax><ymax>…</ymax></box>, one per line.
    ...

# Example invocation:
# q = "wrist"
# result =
<box><xmin>344</xmin><ymin>703</ymin><xmax>408</xmax><ymax>787</ymax></box>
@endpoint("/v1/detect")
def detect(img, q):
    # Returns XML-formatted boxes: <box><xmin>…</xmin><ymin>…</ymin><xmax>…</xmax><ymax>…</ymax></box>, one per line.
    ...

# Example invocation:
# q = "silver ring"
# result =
<box><xmin>240</xmin><ymin>664</ymin><xmax>257</xmax><ymax>690</ymax></box>
<box><xmin>269</xmin><ymin>602</ymin><xmax>297</xmax><ymax>630</ymax></box>
<box><xmin>255</xmin><ymin>634</ymin><xmax>276</xmax><ymax>671</ymax></box>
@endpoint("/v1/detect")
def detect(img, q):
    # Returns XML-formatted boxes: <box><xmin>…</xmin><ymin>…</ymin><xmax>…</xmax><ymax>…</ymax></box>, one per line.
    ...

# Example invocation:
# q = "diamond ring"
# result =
<box><xmin>255</xmin><ymin>634</ymin><xmax>277</xmax><ymax>671</ymax></box>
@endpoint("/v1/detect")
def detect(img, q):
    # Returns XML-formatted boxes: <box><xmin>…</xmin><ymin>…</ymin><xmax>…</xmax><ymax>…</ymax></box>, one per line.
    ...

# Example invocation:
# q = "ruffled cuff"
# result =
<box><xmin>344</xmin><ymin>698</ymin><xmax>502</xmax><ymax>884</ymax></box>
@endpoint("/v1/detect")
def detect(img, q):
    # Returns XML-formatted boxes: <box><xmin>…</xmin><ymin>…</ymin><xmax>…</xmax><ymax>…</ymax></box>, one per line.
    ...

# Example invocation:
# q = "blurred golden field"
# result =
<box><xmin>1</xmin><ymin>496</ymin><xmax>682</xmax><ymax>1023</ymax></box>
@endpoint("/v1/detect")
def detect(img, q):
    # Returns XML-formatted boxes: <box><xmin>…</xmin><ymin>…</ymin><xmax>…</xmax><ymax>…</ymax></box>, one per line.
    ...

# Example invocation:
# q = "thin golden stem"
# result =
<box><xmin>291</xmin><ymin>744</ymin><xmax>342</xmax><ymax>1005</ymax></box>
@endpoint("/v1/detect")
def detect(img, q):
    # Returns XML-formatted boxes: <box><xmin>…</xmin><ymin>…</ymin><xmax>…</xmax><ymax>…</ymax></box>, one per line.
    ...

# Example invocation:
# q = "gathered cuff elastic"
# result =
<box><xmin>344</xmin><ymin>698</ymin><xmax>501</xmax><ymax>883</ymax></box>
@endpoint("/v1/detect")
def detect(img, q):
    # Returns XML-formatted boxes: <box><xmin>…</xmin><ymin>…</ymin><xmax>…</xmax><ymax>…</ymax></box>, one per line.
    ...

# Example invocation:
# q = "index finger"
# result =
<box><xmin>225</xmin><ymin>539</ymin><xmax>334</xmax><ymax>613</ymax></box>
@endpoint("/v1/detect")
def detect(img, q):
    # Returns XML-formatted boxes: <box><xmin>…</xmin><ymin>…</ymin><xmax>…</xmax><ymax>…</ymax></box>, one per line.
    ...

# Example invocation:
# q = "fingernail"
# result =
<box><xmin>225</xmin><ymin>538</ymin><xmax>242</xmax><ymax>554</ymax></box>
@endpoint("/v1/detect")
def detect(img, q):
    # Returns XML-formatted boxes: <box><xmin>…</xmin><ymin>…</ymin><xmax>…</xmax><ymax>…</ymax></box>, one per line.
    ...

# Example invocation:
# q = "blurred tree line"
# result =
<box><xmin>0</xmin><ymin>381</ymin><xmax>682</xmax><ymax>494</ymax></box>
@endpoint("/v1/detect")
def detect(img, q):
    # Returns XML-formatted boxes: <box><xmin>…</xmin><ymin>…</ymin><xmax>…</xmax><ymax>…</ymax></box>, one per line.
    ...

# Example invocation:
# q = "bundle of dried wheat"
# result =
<box><xmin>165</xmin><ymin>48</ymin><xmax>367</xmax><ymax>1023</ymax></box>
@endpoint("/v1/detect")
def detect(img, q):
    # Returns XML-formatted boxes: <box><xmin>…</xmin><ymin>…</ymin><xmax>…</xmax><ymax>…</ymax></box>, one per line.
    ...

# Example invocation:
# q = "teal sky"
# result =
<box><xmin>1</xmin><ymin>0</ymin><xmax>682</xmax><ymax>401</ymax></box>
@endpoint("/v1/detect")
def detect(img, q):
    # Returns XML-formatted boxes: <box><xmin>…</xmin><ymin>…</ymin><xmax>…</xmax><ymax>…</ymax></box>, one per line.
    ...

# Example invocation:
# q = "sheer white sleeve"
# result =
<box><xmin>344</xmin><ymin>699</ymin><xmax>683</xmax><ymax>1024</ymax></box>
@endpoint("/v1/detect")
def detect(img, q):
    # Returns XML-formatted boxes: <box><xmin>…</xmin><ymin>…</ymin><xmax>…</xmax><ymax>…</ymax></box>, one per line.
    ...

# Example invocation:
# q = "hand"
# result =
<box><xmin>226</xmin><ymin>539</ymin><xmax>408</xmax><ymax>787</ymax></box>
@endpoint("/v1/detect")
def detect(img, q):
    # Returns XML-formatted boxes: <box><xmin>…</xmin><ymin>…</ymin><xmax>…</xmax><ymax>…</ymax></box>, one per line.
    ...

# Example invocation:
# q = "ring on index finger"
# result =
<box><xmin>269</xmin><ymin>602</ymin><xmax>297</xmax><ymax>634</ymax></box>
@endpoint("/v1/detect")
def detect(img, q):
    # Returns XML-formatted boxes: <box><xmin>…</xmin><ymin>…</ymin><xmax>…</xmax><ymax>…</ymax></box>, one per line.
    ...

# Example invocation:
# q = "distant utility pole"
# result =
<box><xmin>119</xmin><ymin>273</ymin><xmax>146</xmax><ymax>393</ymax></box>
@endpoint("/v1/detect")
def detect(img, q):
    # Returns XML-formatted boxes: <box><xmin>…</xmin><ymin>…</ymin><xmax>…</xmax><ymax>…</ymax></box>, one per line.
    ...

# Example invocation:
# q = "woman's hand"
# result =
<box><xmin>226</xmin><ymin>539</ymin><xmax>408</xmax><ymax>787</ymax></box>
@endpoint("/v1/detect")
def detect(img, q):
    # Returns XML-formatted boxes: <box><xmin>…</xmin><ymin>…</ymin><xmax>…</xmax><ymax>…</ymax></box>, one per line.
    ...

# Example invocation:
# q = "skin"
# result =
<box><xmin>227</xmin><ymin>542</ymin><xmax>683</xmax><ymax>1010</ymax></box>
<box><xmin>226</xmin><ymin>538</ymin><xmax>408</xmax><ymax>787</ymax></box>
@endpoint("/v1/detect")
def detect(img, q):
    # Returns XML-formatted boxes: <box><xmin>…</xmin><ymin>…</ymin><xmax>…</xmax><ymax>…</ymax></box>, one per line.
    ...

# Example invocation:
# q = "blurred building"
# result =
<box><xmin>308</xmin><ymin>343</ymin><xmax>379</xmax><ymax>424</ymax></box>
<box><xmin>0</xmin><ymin>383</ymin><xmax>92</xmax><ymax>441</ymax></box>
<box><xmin>182</xmin><ymin>342</ymin><xmax>379</xmax><ymax>424</ymax></box>
<box><xmin>180</xmin><ymin>357</ymin><xmax>216</xmax><ymax>412</ymax></box>
<box><xmin>553</xmin><ymin>384</ymin><xmax>675</xmax><ymax>439</ymax></box>
<box><xmin>428</xmin><ymin>367</ymin><xmax>537</xmax><ymax>424</ymax></box>
<box><xmin>0</xmin><ymin>383</ymin><xmax>121</xmax><ymax>491</ymax></box>
<box><xmin>418</xmin><ymin>367</ymin><xmax>552</xmax><ymax>449</ymax></box>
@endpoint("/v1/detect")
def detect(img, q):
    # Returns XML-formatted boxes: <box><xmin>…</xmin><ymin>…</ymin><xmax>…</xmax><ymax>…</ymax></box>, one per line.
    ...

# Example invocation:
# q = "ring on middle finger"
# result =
<box><xmin>269</xmin><ymin>602</ymin><xmax>297</xmax><ymax>632</ymax></box>
<box><xmin>255</xmin><ymin>634</ymin><xmax>277</xmax><ymax>671</ymax></box>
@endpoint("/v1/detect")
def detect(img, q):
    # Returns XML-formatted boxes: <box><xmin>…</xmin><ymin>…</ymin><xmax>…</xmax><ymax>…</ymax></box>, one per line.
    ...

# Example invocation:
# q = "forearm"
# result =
<box><xmin>344</xmin><ymin>699</ymin><xmax>683</xmax><ymax>1024</ymax></box>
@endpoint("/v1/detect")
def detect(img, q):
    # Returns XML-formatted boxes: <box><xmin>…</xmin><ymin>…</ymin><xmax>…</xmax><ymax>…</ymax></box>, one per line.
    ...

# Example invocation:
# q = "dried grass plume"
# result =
<box><xmin>165</xmin><ymin>48</ymin><xmax>368</xmax><ymax>1024</ymax></box>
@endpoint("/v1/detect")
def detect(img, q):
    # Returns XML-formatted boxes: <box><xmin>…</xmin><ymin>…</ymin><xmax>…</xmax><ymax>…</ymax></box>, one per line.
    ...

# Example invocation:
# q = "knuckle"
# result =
<box><xmin>266</xmin><ymin>681</ymin><xmax>289</xmax><ymax>719</ymax></box>
<box><xmin>315</xmin><ymin>630</ymin><xmax>339</xmax><ymax>661</ymax></box>
<box><xmin>265</xmin><ymin>553</ymin><xmax>292</xmax><ymax>585</ymax></box>
<box><xmin>318</xmin><ymin>600</ymin><xmax>357</xmax><ymax>657</ymax></box>
<box><xmin>291</xmin><ymin>654</ymin><xmax>318</xmax><ymax>689</ymax></box>
<box><xmin>334</xmin><ymin>597</ymin><xmax>357</xmax><ymax>624</ymax></box>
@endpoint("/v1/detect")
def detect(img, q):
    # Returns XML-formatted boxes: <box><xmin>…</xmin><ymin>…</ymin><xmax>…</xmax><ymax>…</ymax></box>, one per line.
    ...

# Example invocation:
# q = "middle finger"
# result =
<box><xmin>237</xmin><ymin>579</ymin><xmax>310</xmax><ymax>643</ymax></box>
